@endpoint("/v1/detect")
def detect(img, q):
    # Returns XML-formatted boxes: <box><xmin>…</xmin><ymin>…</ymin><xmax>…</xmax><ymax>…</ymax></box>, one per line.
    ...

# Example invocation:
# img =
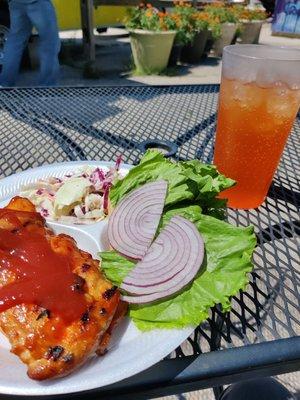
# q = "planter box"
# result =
<box><xmin>129</xmin><ymin>29</ymin><xmax>176</xmax><ymax>74</ymax></box>
<box><xmin>213</xmin><ymin>23</ymin><xmax>237</xmax><ymax>57</ymax></box>
<box><xmin>203</xmin><ymin>29</ymin><xmax>214</xmax><ymax>57</ymax></box>
<box><xmin>168</xmin><ymin>43</ymin><xmax>183</xmax><ymax>67</ymax></box>
<box><xmin>238</xmin><ymin>20</ymin><xmax>264</xmax><ymax>44</ymax></box>
<box><xmin>180</xmin><ymin>30</ymin><xmax>209</xmax><ymax>64</ymax></box>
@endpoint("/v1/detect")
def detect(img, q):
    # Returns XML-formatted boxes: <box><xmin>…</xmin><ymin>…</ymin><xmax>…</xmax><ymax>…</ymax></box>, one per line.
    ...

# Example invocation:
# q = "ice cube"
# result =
<box><xmin>266</xmin><ymin>95</ymin><xmax>295</xmax><ymax>120</ymax></box>
<box><xmin>232</xmin><ymin>81</ymin><xmax>262</xmax><ymax>109</ymax></box>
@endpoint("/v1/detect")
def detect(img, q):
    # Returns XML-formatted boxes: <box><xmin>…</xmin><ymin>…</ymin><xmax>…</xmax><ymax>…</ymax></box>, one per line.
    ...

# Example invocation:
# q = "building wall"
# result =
<box><xmin>52</xmin><ymin>0</ymin><xmax>127</xmax><ymax>30</ymax></box>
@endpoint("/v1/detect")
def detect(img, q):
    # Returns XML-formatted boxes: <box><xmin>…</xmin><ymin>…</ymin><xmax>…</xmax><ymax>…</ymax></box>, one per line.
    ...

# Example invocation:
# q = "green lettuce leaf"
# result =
<box><xmin>181</xmin><ymin>160</ymin><xmax>235</xmax><ymax>219</ymax></box>
<box><xmin>110</xmin><ymin>150</ymin><xmax>235</xmax><ymax>215</ymax></box>
<box><xmin>100</xmin><ymin>206</ymin><xmax>256</xmax><ymax>331</ymax></box>
<box><xmin>103</xmin><ymin>150</ymin><xmax>255</xmax><ymax>331</ymax></box>
<box><xmin>99</xmin><ymin>251</ymin><xmax>134</xmax><ymax>286</ymax></box>
<box><xmin>110</xmin><ymin>150</ymin><xmax>192</xmax><ymax>208</ymax></box>
<box><xmin>181</xmin><ymin>160</ymin><xmax>235</xmax><ymax>201</ymax></box>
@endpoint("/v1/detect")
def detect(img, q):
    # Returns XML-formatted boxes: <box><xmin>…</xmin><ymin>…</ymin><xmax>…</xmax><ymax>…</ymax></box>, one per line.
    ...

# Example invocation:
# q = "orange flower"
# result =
<box><xmin>177</xmin><ymin>0</ymin><xmax>191</xmax><ymax>6</ymax></box>
<box><xmin>146</xmin><ymin>3</ymin><xmax>152</xmax><ymax>8</ymax></box>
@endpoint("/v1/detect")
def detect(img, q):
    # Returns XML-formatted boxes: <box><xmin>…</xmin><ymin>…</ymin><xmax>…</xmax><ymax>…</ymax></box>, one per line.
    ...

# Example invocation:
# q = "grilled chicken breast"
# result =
<box><xmin>0</xmin><ymin>197</ymin><xmax>125</xmax><ymax>380</ymax></box>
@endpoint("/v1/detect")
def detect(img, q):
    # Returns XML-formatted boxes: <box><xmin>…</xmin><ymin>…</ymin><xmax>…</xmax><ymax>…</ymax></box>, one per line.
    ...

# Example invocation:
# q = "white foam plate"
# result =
<box><xmin>0</xmin><ymin>161</ymin><xmax>193</xmax><ymax>396</ymax></box>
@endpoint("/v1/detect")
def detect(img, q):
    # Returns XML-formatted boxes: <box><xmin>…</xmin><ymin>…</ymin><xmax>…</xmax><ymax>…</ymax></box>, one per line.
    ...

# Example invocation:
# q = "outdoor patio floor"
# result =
<box><xmin>15</xmin><ymin>23</ymin><xmax>300</xmax><ymax>87</ymax></box>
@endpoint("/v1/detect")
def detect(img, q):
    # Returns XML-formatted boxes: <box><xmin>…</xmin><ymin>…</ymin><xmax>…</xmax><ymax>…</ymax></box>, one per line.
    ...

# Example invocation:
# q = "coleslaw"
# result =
<box><xmin>20</xmin><ymin>158</ymin><xmax>123</xmax><ymax>224</ymax></box>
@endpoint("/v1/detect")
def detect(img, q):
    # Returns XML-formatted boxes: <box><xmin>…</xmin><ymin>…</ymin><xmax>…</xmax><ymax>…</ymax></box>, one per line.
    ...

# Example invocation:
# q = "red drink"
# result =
<box><xmin>214</xmin><ymin>45</ymin><xmax>300</xmax><ymax>209</ymax></box>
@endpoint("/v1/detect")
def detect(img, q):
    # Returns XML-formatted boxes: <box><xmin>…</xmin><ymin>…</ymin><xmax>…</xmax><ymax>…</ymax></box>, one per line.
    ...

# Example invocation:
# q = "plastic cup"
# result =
<box><xmin>214</xmin><ymin>44</ymin><xmax>300</xmax><ymax>209</ymax></box>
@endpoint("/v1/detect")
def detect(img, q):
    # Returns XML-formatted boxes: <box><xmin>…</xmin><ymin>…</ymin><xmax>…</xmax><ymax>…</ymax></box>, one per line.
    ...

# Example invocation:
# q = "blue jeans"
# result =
<box><xmin>0</xmin><ymin>0</ymin><xmax>60</xmax><ymax>86</ymax></box>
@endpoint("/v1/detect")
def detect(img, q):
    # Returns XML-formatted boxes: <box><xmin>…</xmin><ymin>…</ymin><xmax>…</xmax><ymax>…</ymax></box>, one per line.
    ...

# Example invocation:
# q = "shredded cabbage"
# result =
<box><xmin>20</xmin><ymin>160</ymin><xmax>123</xmax><ymax>224</ymax></box>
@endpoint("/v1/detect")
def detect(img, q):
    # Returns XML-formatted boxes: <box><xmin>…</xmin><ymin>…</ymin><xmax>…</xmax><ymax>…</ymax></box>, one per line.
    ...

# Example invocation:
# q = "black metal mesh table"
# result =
<box><xmin>0</xmin><ymin>85</ymin><xmax>299</xmax><ymax>400</ymax></box>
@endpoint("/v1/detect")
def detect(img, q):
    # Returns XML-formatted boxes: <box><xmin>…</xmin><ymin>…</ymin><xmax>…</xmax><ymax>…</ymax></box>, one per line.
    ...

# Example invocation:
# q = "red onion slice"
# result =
<box><xmin>120</xmin><ymin>215</ymin><xmax>204</xmax><ymax>303</ymax></box>
<box><xmin>121</xmin><ymin>291</ymin><xmax>176</xmax><ymax>304</ymax></box>
<box><xmin>108</xmin><ymin>180</ymin><xmax>168</xmax><ymax>260</ymax></box>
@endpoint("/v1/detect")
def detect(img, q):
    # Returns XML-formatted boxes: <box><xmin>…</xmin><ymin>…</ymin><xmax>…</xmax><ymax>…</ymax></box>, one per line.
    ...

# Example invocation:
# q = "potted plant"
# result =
<box><xmin>168</xmin><ymin>2</ymin><xmax>196</xmax><ymax>66</ymax></box>
<box><xmin>125</xmin><ymin>4</ymin><xmax>177</xmax><ymax>74</ymax></box>
<box><xmin>191</xmin><ymin>11</ymin><xmax>223</xmax><ymax>60</ymax></box>
<box><xmin>233</xmin><ymin>6</ymin><xmax>267</xmax><ymax>44</ymax></box>
<box><xmin>163</xmin><ymin>1</ymin><xmax>208</xmax><ymax>66</ymax></box>
<box><xmin>179</xmin><ymin>8</ymin><xmax>210</xmax><ymax>64</ymax></box>
<box><xmin>203</xmin><ymin>3</ymin><xmax>238</xmax><ymax>57</ymax></box>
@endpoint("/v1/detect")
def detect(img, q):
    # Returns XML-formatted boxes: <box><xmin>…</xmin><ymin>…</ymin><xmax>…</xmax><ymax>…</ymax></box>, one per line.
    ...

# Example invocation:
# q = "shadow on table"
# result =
<box><xmin>294</xmin><ymin>390</ymin><xmax>300</xmax><ymax>400</ymax></box>
<box><xmin>0</xmin><ymin>84</ymin><xmax>219</xmax><ymax>167</ymax></box>
<box><xmin>15</xmin><ymin>37</ymin><xmax>219</xmax><ymax>87</ymax></box>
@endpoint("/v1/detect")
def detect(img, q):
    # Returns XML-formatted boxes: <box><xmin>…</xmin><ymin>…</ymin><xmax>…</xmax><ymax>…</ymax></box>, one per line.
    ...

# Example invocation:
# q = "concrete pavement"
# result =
<box><xmin>15</xmin><ymin>23</ymin><xmax>300</xmax><ymax>87</ymax></box>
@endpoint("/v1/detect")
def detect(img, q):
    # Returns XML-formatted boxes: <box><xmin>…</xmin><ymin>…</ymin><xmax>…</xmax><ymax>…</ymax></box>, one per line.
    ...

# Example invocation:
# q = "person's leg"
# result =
<box><xmin>27</xmin><ymin>0</ymin><xmax>60</xmax><ymax>86</ymax></box>
<box><xmin>0</xmin><ymin>2</ymin><xmax>32</xmax><ymax>87</ymax></box>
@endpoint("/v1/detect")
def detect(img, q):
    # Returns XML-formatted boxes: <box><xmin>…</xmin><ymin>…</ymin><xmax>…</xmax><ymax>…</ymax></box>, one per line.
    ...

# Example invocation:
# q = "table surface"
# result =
<box><xmin>0</xmin><ymin>85</ymin><xmax>299</xmax><ymax>400</ymax></box>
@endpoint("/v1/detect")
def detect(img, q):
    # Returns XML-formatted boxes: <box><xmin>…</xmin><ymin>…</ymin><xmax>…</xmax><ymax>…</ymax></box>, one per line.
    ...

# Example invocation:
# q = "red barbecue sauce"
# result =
<box><xmin>0</xmin><ymin>211</ymin><xmax>87</xmax><ymax>323</ymax></box>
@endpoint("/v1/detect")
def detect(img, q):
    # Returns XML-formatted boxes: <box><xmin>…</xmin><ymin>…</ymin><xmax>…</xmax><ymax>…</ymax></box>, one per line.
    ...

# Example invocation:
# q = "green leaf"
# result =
<box><xmin>110</xmin><ymin>150</ymin><xmax>193</xmax><ymax>208</ymax></box>
<box><xmin>100</xmin><ymin>251</ymin><xmax>134</xmax><ymax>286</ymax></box>
<box><xmin>100</xmin><ymin>207</ymin><xmax>256</xmax><ymax>331</ymax></box>
<box><xmin>195</xmin><ymin>215</ymin><xmax>256</xmax><ymax>273</ymax></box>
<box><xmin>110</xmin><ymin>150</ymin><xmax>235</xmax><ymax>216</ymax></box>
<box><xmin>180</xmin><ymin>160</ymin><xmax>235</xmax><ymax>218</ymax></box>
<box><xmin>104</xmin><ymin>150</ymin><xmax>255</xmax><ymax>331</ymax></box>
<box><xmin>181</xmin><ymin>160</ymin><xmax>235</xmax><ymax>200</ymax></box>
